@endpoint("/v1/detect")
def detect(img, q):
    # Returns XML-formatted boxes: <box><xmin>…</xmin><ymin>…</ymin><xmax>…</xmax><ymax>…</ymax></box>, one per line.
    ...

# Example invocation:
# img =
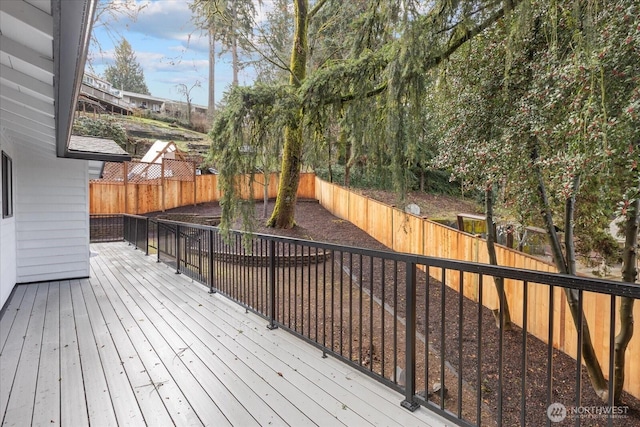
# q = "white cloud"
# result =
<box><xmin>125</xmin><ymin>1</ymin><xmax>201</xmax><ymax>43</ymax></box>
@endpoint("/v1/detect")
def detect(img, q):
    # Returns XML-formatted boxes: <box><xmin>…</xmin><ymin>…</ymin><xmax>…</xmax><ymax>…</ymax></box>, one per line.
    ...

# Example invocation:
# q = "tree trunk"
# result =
<box><xmin>262</xmin><ymin>169</ymin><xmax>269</xmax><ymax>219</ymax></box>
<box><xmin>208</xmin><ymin>26</ymin><xmax>216</xmax><ymax>120</ymax></box>
<box><xmin>536</xmin><ymin>171</ymin><xmax>567</xmax><ymax>273</ymax></box>
<box><xmin>267</xmin><ymin>0</ymin><xmax>308</xmax><ymax>229</ymax></box>
<box><xmin>343</xmin><ymin>129</ymin><xmax>352</xmax><ymax>187</ymax></box>
<box><xmin>485</xmin><ymin>184</ymin><xmax>512</xmax><ymax>330</ymax></box>
<box><xmin>614</xmin><ymin>193</ymin><xmax>639</xmax><ymax>402</ymax></box>
<box><xmin>535</xmin><ymin>164</ymin><xmax>608</xmax><ymax>400</ymax></box>
<box><xmin>327</xmin><ymin>134</ymin><xmax>333</xmax><ymax>183</ymax></box>
<box><xmin>564</xmin><ymin>176</ymin><xmax>580</xmax><ymax>276</ymax></box>
<box><xmin>231</xmin><ymin>4</ymin><xmax>239</xmax><ymax>86</ymax></box>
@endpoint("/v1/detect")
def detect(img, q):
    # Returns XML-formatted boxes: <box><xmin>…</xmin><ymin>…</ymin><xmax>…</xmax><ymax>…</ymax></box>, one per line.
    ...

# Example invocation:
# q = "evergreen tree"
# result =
<box><xmin>104</xmin><ymin>39</ymin><xmax>150</xmax><ymax>94</ymax></box>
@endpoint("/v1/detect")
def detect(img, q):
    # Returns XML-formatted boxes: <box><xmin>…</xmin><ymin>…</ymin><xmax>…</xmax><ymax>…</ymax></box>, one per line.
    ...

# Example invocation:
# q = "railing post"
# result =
<box><xmin>124</xmin><ymin>215</ymin><xmax>130</xmax><ymax>245</ymax></box>
<box><xmin>267</xmin><ymin>239</ymin><xmax>278</xmax><ymax>330</ymax></box>
<box><xmin>208</xmin><ymin>229</ymin><xmax>216</xmax><ymax>294</ymax></box>
<box><xmin>157</xmin><ymin>222</ymin><xmax>161</xmax><ymax>263</ymax></box>
<box><xmin>401</xmin><ymin>260</ymin><xmax>419</xmax><ymax>411</ymax></box>
<box><xmin>175</xmin><ymin>223</ymin><xmax>181</xmax><ymax>274</ymax></box>
<box><xmin>145</xmin><ymin>217</ymin><xmax>149</xmax><ymax>256</ymax></box>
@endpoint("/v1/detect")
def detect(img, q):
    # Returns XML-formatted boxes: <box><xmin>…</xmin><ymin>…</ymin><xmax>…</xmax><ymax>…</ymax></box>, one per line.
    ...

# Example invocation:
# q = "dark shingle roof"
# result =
<box><xmin>68</xmin><ymin>135</ymin><xmax>130</xmax><ymax>159</ymax></box>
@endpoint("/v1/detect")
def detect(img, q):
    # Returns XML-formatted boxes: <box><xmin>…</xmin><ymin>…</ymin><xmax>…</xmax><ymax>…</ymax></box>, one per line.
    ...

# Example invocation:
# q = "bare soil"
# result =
<box><xmin>154</xmin><ymin>197</ymin><xmax>640</xmax><ymax>427</ymax></box>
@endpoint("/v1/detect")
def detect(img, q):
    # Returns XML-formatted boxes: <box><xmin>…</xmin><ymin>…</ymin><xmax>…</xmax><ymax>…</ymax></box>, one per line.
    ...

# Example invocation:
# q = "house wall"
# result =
<box><xmin>12</xmin><ymin>145</ymin><xmax>90</xmax><ymax>286</ymax></box>
<box><xmin>0</xmin><ymin>134</ymin><xmax>17</xmax><ymax>308</ymax></box>
<box><xmin>123</xmin><ymin>95</ymin><xmax>163</xmax><ymax>112</ymax></box>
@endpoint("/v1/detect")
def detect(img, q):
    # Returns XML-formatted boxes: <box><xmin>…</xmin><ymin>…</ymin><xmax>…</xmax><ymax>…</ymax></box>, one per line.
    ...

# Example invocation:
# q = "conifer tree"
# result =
<box><xmin>104</xmin><ymin>39</ymin><xmax>150</xmax><ymax>95</ymax></box>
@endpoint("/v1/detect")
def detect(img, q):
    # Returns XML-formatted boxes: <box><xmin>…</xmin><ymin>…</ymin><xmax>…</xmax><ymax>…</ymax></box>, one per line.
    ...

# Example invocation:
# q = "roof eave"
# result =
<box><xmin>64</xmin><ymin>150</ymin><xmax>132</xmax><ymax>162</ymax></box>
<box><xmin>53</xmin><ymin>0</ymin><xmax>98</xmax><ymax>159</ymax></box>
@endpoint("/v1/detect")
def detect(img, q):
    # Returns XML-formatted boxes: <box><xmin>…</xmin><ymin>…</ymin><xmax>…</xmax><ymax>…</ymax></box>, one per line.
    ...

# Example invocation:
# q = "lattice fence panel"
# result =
<box><xmin>164</xmin><ymin>159</ymin><xmax>195</xmax><ymax>182</ymax></box>
<box><xmin>91</xmin><ymin>159</ymin><xmax>194</xmax><ymax>184</ymax></box>
<box><xmin>126</xmin><ymin>161</ymin><xmax>163</xmax><ymax>184</ymax></box>
<box><xmin>93</xmin><ymin>162</ymin><xmax>124</xmax><ymax>183</ymax></box>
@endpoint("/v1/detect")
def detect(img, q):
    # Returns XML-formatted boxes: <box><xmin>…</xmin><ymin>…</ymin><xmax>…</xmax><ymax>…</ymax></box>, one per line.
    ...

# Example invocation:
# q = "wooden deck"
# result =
<box><xmin>1</xmin><ymin>242</ymin><xmax>450</xmax><ymax>426</ymax></box>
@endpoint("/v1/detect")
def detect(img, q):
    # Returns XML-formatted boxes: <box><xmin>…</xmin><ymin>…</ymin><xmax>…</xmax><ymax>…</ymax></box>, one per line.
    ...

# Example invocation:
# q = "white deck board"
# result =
<box><xmin>80</xmin><ymin>277</ymin><xmax>146</xmax><ymax>425</ymax></box>
<box><xmin>0</xmin><ymin>284</ymin><xmax>36</xmax><ymax>418</ymax></box>
<box><xmin>96</xmin><ymin>248</ymin><xmax>274</xmax><ymax>426</ymax></box>
<box><xmin>90</xmin><ymin>260</ymin><xmax>203</xmax><ymax>427</ymax></box>
<box><xmin>87</xmin><ymin>273</ymin><xmax>175</xmax><ymax>427</ymax></box>
<box><xmin>70</xmin><ymin>278</ymin><xmax>119</xmax><ymax>426</ymax></box>
<box><xmin>116</xmin><ymin>253</ymin><xmax>377</xmax><ymax>426</ymax></box>
<box><xmin>116</xmin><ymin>250</ymin><xmax>425</xmax><ymax>427</ymax></box>
<box><xmin>0</xmin><ymin>242</ymin><xmax>450</xmax><ymax>427</ymax></box>
<box><xmin>110</xmin><ymin>248</ymin><xmax>325</xmax><ymax>426</ymax></box>
<box><xmin>3</xmin><ymin>283</ymin><xmax>48</xmax><ymax>426</ymax></box>
<box><xmin>58</xmin><ymin>280</ymin><xmax>90</xmax><ymax>426</ymax></box>
<box><xmin>90</xmin><ymin>254</ymin><xmax>233</xmax><ymax>426</ymax></box>
<box><xmin>32</xmin><ymin>282</ymin><xmax>60</xmax><ymax>426</ymax></box>
<box><xmin>0</xmin><ymin>285</ymin><xmax>27</xmax><ymax>350</ymax></box>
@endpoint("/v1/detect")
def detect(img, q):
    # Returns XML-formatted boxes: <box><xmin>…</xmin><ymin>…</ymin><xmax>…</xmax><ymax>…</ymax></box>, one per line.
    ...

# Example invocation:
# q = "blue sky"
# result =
<box><xmin>89</xmin><ymin>0</ymin><xmax>260</xmax><ymax>107</ymax></box>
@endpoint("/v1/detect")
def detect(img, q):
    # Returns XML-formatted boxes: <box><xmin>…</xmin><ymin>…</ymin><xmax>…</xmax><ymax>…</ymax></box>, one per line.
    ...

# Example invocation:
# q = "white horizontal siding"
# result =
<box><xmin>15</xmin><ymin>147</ymin><xmax>89</xmax><ymax>283</ymax></box>
<box><xmin>16</xmin><ymin>236</ymin><xmax>87</xmax><ymax>251</ymax></box>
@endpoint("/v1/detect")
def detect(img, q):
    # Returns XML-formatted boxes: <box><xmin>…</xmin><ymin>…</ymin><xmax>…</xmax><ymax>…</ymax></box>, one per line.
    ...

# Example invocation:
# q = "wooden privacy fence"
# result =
<box><xmin>314</xmin><ymin>177</ymin><xmax>640</xmax><ymax>400</ymax></box>
<box><xmin>90</xmin><ymin>162</ymin><xmax>316</xmax><ymax>215</ymax></box>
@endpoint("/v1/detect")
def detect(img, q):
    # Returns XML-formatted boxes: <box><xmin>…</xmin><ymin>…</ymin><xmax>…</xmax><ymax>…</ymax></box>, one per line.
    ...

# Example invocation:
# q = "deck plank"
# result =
<box><xmin>0</xmin><ymin>242</ymin><xmax>449</xmax><ymax>427</ymax></box>
<box><xmin>115</xmin><ymin>244</ymin><xmax>445</xmax><ymax>427</ymax></box>
<box><xmin>201</xmin><ymin>287</ymin><xmax>441</xmax><ymax>427</ymax></box>
<box><xmin>32</xmin><ymin>282</ymin><xmax>61</xmax><ymax>426</ymax></box>
<box><xmin>3</xmin><ymin>283</ymin><xmax>48</xmax><ymax>426</ymax></box>
<box><xmin>58</xmin><ymin>280</ymin><xmax>89</xmax><ymax>426</ymax></box>
<box><xmin>95</xmin><ymin>250</ymin><xmax>262</xmax><ymax>427</ymax></box>
<box><xmin>0</xmin><ymin>285</ymin><xmax>27</xmax><ymax>350</ymax></box>
<box><xmin>0</xmin><ymin>285</ymin><xmax>37</xmax><ymax>420</ymax></box>
<box><xmin>70</xmin><ymin>279</ymin><xmax>119</xmax><ymax>426</ymax></box>
<box><xmin>80</xmin><ymin>277</ymin><xmax>148</xmax><ymax>425</ymax></box>
<box><xmin>111</xmin><ymin>245</ymin><xmax>405</xmax><ymax>427</ymax></box>
<box><xmin>107</xmin><ymin>246</ymin><xmax>320</xmax><ymax>426</ymax></box>
<box><xmin>89</xmin><ymin>258</ymin><xmax>201</xmax><ymax>427</ymax></box>
<box><xmin>91</xmin><ymin>251</ymin><xmax>232</xmax><ymax>426</ymax></box>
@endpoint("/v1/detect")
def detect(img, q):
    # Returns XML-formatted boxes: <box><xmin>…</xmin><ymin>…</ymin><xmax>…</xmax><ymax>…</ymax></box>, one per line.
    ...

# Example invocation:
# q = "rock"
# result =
<box><xmin>405</xmin><ymin>203</ymin><xmax>421</xmax><ymax>215</ymax></box>
<box><xmin>396</xmin><ymin>366</ymin><xmax>406</xmax><ymax>387</ymax></box>
<box><xmin>433</xmin><ymin>382</ymin><xmax>449</xmax><ymax>397</ymax></box>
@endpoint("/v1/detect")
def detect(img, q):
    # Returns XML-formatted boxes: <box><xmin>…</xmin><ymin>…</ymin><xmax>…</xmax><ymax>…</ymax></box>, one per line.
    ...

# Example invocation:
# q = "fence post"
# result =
<box><xmin>267</xmin><ymin>239</ymin><xmax>278</xmax><ymax>330</ymax></box>
<box><xmin>175</xmin><ymin>223</ymin><xmax>181</xmax><ymax>274</ymax></box>
<box><xmin>208</xmin><ymin>229</ymin><xmax>216</xmax><ymax>294</ymax></box>
<box><xmin>401</xmin><ymin>260</ymin><xmax>419</xmax><ymax>411</ymax></box>
<box><xmin>193</xmin><ymin>161</ymin><xmax>197</xmax><ymax>206</ymax></box>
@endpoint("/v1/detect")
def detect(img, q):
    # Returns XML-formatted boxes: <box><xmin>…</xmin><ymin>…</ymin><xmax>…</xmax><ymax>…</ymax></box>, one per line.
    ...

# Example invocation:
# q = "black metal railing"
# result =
<box><xmin>90</xmin><ymin>214</ymin><xmax>124</xmax><ymax>242</ymax></box>
<box><xmin>123</xmin><ymin>214</ymin><xmax>149</xmax><ymax>254</ymax></box>
<box><xmin>121</xmin><ymin>215</ymin><xmax>640</xmax><ymax>427</ymax></box>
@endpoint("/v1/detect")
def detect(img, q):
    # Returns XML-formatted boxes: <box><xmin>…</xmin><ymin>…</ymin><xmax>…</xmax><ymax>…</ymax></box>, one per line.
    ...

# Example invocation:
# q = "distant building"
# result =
<box><xmin>79</xmin><ymin>71</ymin><xmax>209</xmax><ymax>119</ymax></box>
<box><xmin>121</xmin><ymin>91</ymin><xmax>165</xmax><ymax>113</ymax></box>
<box><xmin>80</xmin><ymin>72</ymin><xmax>131</xmax><ymax>115</ymax></box>
<box><xmin>161</xmin><ymin>100</ymin><xmax>208</xmax><ymax>120</ymax></box>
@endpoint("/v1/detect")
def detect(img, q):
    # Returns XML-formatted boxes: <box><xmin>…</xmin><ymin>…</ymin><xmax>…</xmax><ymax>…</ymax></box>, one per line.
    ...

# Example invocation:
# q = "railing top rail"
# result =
<box><xmin>124</xmin><ymin>214</ymin><xmax>150</xmax><ymax>220</ymax></box>
<box><xmin>131</xmin><ymin>215</ymin><xmax>640</xmax><ymax>298</ymax></box>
